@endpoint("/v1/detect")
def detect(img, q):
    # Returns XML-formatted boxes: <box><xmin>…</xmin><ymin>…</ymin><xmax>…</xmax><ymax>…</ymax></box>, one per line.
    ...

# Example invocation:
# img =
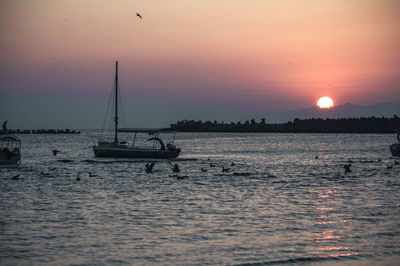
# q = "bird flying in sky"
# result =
<box><xmin>136</xmin><ymin>12</ymin><xmax>142</xmax><ymax>19</ymax></box>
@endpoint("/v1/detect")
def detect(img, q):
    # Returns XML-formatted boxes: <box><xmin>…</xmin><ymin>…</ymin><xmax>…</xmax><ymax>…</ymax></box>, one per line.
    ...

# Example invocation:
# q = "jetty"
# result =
<box><xmin>1</xmin><ymin>129</ymin><xmax>80</xmax><ymax>134</ymax></box>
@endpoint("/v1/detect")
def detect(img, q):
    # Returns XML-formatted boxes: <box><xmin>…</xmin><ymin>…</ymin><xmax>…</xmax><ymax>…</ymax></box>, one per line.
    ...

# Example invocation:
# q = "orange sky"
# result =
<box><xmin>0</xmin><ymin>0</ymin><xmax>399</xmax><ymax>127</ymax></box>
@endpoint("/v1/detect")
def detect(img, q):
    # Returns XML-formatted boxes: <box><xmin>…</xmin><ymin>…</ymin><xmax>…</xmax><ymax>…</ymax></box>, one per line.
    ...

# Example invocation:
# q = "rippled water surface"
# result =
<box><xmin>1</xmin><ymin>132</ymin><xmax>400</xmax><ymax>265</ymax></box>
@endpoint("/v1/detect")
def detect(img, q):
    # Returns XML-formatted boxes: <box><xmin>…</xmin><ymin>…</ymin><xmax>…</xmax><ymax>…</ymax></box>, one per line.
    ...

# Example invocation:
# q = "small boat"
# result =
<box><xmin>92</xmin><ymin>61</ymin><xmax>181</xmax><ymax>159</ymax></box>
<box><xmin>390</xmin><ymin>132</ymin><xmax>400</xmax><ymax>157</ymax></box>
<box><xmin>0</xmin><ymin>134</ymin><xmax>21</xmax><ymax>164</ymax></box>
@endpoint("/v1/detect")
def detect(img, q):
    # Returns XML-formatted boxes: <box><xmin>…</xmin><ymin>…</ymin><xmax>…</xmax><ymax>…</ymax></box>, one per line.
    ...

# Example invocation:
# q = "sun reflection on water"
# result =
<box><xmin>310</xmin><ymin>188</ymin><xmax>358</xmax><ymax>259</ymax></box>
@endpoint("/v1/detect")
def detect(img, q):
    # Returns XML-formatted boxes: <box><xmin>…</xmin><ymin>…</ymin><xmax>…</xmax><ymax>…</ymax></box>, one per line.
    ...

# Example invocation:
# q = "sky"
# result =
<box><xmin>0</xmin><ymin>0</ymin><xmax>399</xmax><ymax>129</ymax></box>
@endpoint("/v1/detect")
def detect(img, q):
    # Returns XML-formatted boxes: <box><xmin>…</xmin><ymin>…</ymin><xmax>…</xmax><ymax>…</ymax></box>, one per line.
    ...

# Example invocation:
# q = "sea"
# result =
<box><xmin>1</xmin><ymin>132</ymin><xmax>399</xmax><ymax>265</ymax></box>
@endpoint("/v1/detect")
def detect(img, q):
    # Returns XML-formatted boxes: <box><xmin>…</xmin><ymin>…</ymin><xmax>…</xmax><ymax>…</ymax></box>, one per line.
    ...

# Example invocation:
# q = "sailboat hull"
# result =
<box><xmin>93</xmin><ymin>145</ymin><xmax>180</xmax><ymax>159</ymax></box>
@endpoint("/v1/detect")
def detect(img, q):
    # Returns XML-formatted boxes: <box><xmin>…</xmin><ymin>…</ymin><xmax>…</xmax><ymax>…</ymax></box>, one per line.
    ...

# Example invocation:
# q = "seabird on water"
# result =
<box><xmin>172</xmin><ymin>163</ymin><xmax>180</xmax><ymax>173</ymax></box>
<box><xmin>145</xmin><ymin>162</ymin><xmax>155</xmax><ymax>173</ymax></box>
<box><xmin>344</xmin><ymin>164</ymin><xmax>352</xmax><ymax>173</ymax></box>
<box><xmin>222</xmin><ymin>166</ymin><xmax>230</xmax><ymax>172</ymax></box>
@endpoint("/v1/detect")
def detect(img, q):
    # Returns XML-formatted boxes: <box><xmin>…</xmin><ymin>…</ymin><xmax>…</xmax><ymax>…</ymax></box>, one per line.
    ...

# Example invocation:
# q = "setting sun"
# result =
<box><xmin>317</xmin><ymin>97</ymin><xmax>334</xmax><ymax>109</ymax></box>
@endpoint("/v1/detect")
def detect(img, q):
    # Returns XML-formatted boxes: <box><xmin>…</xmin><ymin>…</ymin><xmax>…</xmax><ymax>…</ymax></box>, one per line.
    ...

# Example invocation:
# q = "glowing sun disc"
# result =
<box><xmin>317</xmin><ymin>97</ymin><xmax>334</xmax><ymax>108</ymax></box>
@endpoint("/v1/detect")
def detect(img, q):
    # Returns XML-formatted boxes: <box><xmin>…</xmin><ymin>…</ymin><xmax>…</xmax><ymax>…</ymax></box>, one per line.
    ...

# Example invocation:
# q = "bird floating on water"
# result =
<box><xmin>12</xmin><ymin>174</ymin><xmax>20</xmax><ymax>180</ymax></box>
<box><xmin>201</xmin><ymin>167</ymin><xmax>207</xmax><ymax>172</ymax></box>
<box><xmin>231</xmin><ymin>162</ymin><xmax>236</xmax><ymax>166</ymax></box>
<box><xmin>344</xmin><ymin>164</ymin><xmax>352</xmax><ymax>173</ymax></box>
<box><xmin>52</xmin><ymin>150</ymin><xmax>61</xmax><ymax>156</ymax></box>
<box><xmin>89</xmin><ymin>172</ymin><xmax>97</xmax><ymax>177</ymax></box>
<box><xmin>172</xmin><ymin>163</ymin><xmax>180</xmax><ymax>173</ymax></box>
<box><xmin>76</xmin><ymin>174</ymin><xmax>80</xmax><ymax>181</ymax></box>
<box><xmin>145</xmin><ymin>162</ymin><xmax>155</xmax><ymax>173</ymax></box>
<box><xmin>222</xmin><ymin>166</ymin><xmax>230</xmax><ymax>172</ymax></box>
<box><xmin>387</xmin><ymin>165</ymin><xmax>393</xmax><ymax>169</ymax></box>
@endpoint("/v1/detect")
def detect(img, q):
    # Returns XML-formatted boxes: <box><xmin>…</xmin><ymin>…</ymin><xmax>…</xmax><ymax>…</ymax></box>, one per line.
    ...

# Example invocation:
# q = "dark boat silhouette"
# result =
<box><xmin>92</xmin><ymin>61</ymin><xmax>181</xmax><ymax>159</ymax></box>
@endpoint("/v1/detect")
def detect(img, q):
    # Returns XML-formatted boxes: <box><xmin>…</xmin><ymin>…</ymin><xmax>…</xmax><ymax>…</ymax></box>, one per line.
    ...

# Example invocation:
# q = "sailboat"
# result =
<box><xmin>92</xmin><ymin>61</ymin><xmax>181</xmax><ymax>159</ymax></box>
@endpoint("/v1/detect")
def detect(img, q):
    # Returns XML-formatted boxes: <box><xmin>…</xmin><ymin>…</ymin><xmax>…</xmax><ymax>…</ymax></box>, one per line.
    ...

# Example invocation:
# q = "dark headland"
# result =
<box><xmin>168</xmin><ymin>116</ymin><xmax>400</xmax><ymax>133</ymax></box>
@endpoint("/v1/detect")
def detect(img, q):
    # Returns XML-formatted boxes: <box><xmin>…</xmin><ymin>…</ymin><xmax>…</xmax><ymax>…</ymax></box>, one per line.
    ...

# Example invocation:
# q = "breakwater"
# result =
<box><xmin>2</xmin><ymin>129</ymin><xmax>80</xmax><ymax>134</ymax></box>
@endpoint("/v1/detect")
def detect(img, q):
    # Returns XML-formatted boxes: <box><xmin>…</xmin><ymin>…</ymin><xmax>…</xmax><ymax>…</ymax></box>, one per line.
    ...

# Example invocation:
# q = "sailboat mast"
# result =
<box><xmin>114</xmin><ymin>61</ymin><xmax>119</xmax><ymax>144</ymax></box>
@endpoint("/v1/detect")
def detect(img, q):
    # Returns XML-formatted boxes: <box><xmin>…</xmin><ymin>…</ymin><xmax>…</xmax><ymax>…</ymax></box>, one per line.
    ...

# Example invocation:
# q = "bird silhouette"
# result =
<box><xmin>172</xmin><ymin>163</ymin><xmax>180</xmax><ymax>173</ymax></box>
<box><xmin>76</xmin><ymin>174</ymin><xmax>80</xmax><ymax>181</ymax></box>
<box><xmin>387</xmin><ymin>165</ymin><xmax>393</xmax><ymax>169</ymax></box>
<box><xmin>222</xmin><ymin>166</ymin><xmax>230</xmax><ymax>172</ymax></box>
<box><xmin>12</xmin><ymin>174</ymin><xmax>20</xmax><ymax>180</ymax></box>
<box><xmin>136</xmin><ymin>12</ymin><xmax>142</xmax><ymax>19</ymax></box>
<box><xmin>89</xmin><ymin>172</ymin><xmax>97</xmax><ymax>177</ymax></box>
<box><xmin>52</xmin><ymin>150</ymin><xmax>61</xmax><ymax>156</ymax></box>
<box><xmin>145</xmin><ymin>162</ymin><xmax>155</xmax><ymax>173</ymax></box>
<box><xmin>231</xmin><ymin>162</ymin><xmax>236</xmax><ymax>166</ymax></box>
<box><xmin>201</xmin><ymin>167</ymin><xmax>207</xmax><ymax>172</ymax></box>
<box><xmin>344</xmin><ymin>164</ymin><xmax>352</xmax><ymax>173</ymax></box>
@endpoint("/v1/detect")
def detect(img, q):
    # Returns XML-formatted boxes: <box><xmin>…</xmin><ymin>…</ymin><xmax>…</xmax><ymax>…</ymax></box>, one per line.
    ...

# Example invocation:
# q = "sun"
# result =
<box><xmin>317</xmin><ymin>96</ymin><xmax>334</xmax><ymax>108</ymax></box>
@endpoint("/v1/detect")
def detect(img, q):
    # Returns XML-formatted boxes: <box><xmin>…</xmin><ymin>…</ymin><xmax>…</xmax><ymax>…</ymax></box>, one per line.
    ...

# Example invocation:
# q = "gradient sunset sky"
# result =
<box><xmin>1</xmin><ymin>0</ymin><xmax>399</xmax><ymax>128</ymax></box>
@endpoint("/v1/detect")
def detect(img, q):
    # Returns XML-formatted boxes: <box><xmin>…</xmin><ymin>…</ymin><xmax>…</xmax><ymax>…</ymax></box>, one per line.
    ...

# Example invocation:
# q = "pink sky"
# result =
<box><xmin>1</xmin><ymin>0</ymin><xmax>399</xmax><ymax>127</ymax></box>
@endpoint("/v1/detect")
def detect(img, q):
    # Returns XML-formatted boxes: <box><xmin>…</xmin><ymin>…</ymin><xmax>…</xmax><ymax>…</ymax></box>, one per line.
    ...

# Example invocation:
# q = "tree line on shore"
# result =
<box><xmin>169</xmin><ymin>116</ymin><xmax>400</xmax><ymax>133</ymax></box>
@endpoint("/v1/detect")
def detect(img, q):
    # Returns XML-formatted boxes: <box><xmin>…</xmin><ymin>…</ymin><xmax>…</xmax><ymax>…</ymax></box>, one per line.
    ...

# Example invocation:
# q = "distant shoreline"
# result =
<box><xmin>168</xmin><ymin>116</ymin><xmax>400</xmax><ymax>134</ymax></box>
